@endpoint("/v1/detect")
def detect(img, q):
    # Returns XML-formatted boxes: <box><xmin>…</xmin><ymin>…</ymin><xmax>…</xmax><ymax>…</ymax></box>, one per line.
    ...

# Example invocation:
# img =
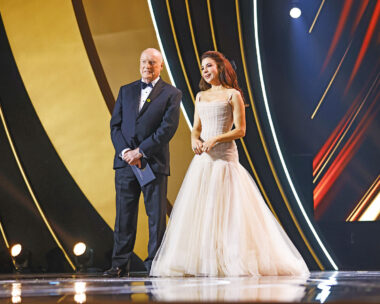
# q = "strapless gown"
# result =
<box><xmin>150</xmin><ymin>99</ymin><xmax>309</xmax><ymax>277</ymax></box>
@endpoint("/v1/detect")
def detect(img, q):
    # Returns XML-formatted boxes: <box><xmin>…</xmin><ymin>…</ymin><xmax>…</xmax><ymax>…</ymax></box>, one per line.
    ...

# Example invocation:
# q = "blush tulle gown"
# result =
<box><xmin>150</xmin><ymin>96</ymin><xmax>310</xmax><ymax>277</ymax></box>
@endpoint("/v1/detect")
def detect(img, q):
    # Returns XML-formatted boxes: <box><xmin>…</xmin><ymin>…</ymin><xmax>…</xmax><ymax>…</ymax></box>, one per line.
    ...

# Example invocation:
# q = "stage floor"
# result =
<box><xmin>0</xmin><ymin>271</ymin><xmax>379</xmax><ymax>303</ymax></box>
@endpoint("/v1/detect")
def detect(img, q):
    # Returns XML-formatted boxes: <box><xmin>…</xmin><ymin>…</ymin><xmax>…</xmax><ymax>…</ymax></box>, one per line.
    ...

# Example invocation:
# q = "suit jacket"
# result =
<box><xmin>110</xmin><ymin>78</ymin><xmax>182</xmax><ymax>175</ymax></box>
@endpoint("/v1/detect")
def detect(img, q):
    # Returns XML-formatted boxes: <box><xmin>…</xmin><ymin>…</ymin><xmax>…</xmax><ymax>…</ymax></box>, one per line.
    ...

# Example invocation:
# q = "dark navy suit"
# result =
<box><xmin>110</xmin><ymin>78</ymin><xmax>182</xmax><ymax>271</ymax></box>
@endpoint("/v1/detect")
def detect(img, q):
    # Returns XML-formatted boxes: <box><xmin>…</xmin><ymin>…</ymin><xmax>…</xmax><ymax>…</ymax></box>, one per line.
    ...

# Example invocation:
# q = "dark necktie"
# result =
<box><xmin>141</xmin><ymin>81</ymin><xmax>153</xmax><ymax>90</ymax></box>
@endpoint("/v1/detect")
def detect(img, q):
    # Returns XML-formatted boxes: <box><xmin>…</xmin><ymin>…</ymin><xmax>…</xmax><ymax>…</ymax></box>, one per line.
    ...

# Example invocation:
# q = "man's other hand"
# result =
<box><xmin>122</xmin><ymin>148</ymin><xmax>142</xmax><ymax>167</ymax></box>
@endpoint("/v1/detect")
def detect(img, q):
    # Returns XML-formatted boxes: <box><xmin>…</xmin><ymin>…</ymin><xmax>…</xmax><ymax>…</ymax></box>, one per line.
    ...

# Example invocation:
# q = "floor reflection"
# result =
<box><xmin>0</xmin><ymin>271</ymin><xmax>379</xmax><ymax>303</ymax></box>
<box><xmin>150</xmin><ymin>276</ymin><xmax>307</xmax><ymax>302</ymax></box>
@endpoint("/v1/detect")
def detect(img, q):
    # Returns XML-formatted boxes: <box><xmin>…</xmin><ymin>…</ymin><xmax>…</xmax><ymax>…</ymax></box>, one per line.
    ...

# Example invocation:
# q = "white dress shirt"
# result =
<box><xmin>139</xmin><ymin>76</ymin><xmax>160</xmax><ymax>111</ymax></box>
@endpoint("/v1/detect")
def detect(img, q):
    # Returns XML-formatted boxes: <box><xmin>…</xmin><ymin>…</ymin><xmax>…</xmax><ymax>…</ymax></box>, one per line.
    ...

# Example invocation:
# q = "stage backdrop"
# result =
<box><xmin>0</xmin><ymin>0</ymin><xmax>192</xmax><ymax>271</ymax></box>
<box><xmin>0</xmin><ymin>0</ymin><xmax>378</xmax><ymax>271</ymax></box>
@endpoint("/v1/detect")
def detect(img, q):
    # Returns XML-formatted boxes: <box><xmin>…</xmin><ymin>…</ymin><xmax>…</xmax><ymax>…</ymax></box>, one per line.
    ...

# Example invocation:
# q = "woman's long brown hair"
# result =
<box><xmin>199</xmin><ymin>51</ymin><xmax>244</xmax><ymax>101</ymax></box>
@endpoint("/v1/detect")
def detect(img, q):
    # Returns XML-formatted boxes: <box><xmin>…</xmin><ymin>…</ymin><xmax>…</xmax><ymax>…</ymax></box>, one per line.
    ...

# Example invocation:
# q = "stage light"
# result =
<box><xmin>10</xmin><ymin>244</ymin><xmax>31</xmax><ymax>272</ymax></box>
<box><xmin>10</xmin><ymin>244</ymin><xmax>21</xmax><ymax>257</ymax></box>
<box><xmin>73</xmin><ymin>242</ymin><xmax>93</xmax><ymax>272</ymax></box>
<box><xmin>290</xmin><ymin>7</ymin><xmax>301</xmax><ymax>19</ymax></box>
<box><xmin>73</xmin><ymin>242</ymin><xmax>86</xmax><ymax>256</ymax></box>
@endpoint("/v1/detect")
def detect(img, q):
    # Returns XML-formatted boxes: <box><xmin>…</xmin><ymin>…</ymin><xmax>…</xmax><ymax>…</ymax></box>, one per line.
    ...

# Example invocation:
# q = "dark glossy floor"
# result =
<box><xmin>0</xmin><ymin>271</ymin><xmax>380</xmax><ymax>303</ymax></box>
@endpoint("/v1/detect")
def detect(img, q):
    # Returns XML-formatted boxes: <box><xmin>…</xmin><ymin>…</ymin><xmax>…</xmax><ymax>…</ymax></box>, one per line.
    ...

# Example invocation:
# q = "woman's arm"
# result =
<box><xmin>191</xmin><ymin>93</ymin><xmax>203</xmax><ymax>154</ymax></box>
<box><xmin>202</xmin><ymin>90</ymin><xmax>246</xmax><ymax>152</ymax></box>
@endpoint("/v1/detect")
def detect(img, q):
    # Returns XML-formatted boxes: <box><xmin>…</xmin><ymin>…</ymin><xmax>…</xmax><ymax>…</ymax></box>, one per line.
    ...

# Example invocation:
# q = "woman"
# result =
<box><xmin>150</xmin><ymin>51</ymin><xmax>309</xmax><ymax>277</ymax></box>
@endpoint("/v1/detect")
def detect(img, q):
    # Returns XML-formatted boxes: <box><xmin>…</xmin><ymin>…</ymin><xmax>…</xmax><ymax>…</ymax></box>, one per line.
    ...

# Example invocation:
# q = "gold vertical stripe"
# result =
<box><xmin>207</xmin><ymin>0</ymin><xmax>218</xmax><ymax>51</ymax></box>
<box><xmin>235</xmin><ymin>0</ymin><xmax>324</xmax><ymax>269</ymax></box>
<box><xmin>311</xmin><ymin>41</ymin><xmax>352</xmax><ymax>119</ymax></box>
<box><xmin>0</xmin><ymin>220</ymin><xmax>16</xmax><ymax>267</ymax></box>
<box><xmin>0</xmin><ymin>220</ymin><xmax>10</xmax><ymax>248</ymax></box>
<box><xmin>309</xmin><ymin>0</ymin><xmax>326</xmax><ymax>33</ymax></box>
<box><xmin>0</xmin><ymin>104</ymin><xmax>76</xmax><ymax>271</ymax></box>
<box><xmin>234</xmin><ymin>0</ymin><xmax>278</xmax><ymax>218</ymax></box>
<box><xmin>166</xmin><ymin>0</ymin><xmax>195</xmax><ymax>102</ymax></box>
<box><xmin>185</xmin><ymin>0</ymin><xmax>201</xmax><ymax>72</ymax></box>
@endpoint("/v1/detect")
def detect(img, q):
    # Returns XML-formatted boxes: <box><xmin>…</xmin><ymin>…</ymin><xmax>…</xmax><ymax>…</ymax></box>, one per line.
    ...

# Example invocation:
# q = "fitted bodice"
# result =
<box><xmin>197</xmin><ymin>100</ymin><xmax>238</xmax><ymax>162</ymax></box>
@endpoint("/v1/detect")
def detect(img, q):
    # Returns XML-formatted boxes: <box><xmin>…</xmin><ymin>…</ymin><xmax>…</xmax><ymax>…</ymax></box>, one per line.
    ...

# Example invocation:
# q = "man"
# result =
<box><xmin>104</xmin><ymin>48</ymin><xmax>182</xmax><ymax>276</ymax></box>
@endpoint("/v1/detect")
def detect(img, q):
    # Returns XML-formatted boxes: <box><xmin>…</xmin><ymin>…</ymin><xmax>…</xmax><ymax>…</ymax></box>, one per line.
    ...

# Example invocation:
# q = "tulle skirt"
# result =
<box><xmin>150</xmin><ymin>152</ymin><xmax>310</xmax><ymax>277</ymax></box>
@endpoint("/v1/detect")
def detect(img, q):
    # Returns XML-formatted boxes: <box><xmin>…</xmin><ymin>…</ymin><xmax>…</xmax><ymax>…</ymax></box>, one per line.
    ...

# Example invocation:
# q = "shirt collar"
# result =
<box><xmin>141</xmin><ymin>76</ymin><xmax>160</xmax><ymax>88</ymax></box>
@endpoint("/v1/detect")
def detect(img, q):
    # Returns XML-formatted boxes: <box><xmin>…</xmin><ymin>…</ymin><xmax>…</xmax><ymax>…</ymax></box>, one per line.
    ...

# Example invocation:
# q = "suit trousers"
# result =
<box><xmin>112</xmin><ymin>165</ymin><xmax>167</xmax><ymax>271</ymax></box>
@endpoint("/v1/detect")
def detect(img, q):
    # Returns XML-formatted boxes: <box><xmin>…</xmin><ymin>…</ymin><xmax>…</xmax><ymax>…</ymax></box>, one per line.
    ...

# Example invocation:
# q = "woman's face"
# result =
<box><xmin>201</xmin><ymin>57</ymin><xmax>220</xmax><ymax>85</ymax></box>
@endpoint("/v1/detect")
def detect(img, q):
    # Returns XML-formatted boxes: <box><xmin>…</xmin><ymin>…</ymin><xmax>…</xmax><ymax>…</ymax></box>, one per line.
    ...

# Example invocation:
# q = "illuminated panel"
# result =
<box><xmin>313</xmin><ymin>87</ymin><xmax>364</xmax><ymax>176</ymax></box>
<box><xmin>314</xmin><ymin>91</ymin><xmax>379</xmax><ymax>210</ymax></box>
<box><xmin>313</xmin><ymin>75</ymin><xmax>378</xmax><ymax>184</ymax></box>
<box><xmin>0</xmin><ymin>0</ymin><xmax>115</xmax><ymax>228</ymax></box>
<box><xmin>253</xmin><ymin>0</ymin><xmax>338</xmax><ymax>270</ymax></box>
<box><xmin>347</xmin><ymin>175</ymin><xmax>380</xmax><ymax>221</ymax></box>
<box><xmin>147</xmin><ymin>0</ymin><xmax>192</xmax><ymax>130</ymax></box>
<box><xmin>359</xmin><ymin>192</ymin><xmax>380</xmax><ymax>221</ymax></box>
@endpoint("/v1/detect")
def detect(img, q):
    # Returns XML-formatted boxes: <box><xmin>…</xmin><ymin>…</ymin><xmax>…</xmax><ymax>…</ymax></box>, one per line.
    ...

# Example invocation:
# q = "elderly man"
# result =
<box><xmin>105</xmin><ymin>48</ymin><xmax>182</xmax><ymax>276</ymax></box>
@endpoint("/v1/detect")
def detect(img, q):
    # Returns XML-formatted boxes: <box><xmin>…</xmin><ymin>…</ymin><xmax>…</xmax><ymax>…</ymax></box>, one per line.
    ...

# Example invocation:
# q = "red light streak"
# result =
<box><xmin>350</xmin><ymin>0</ymin><xmax>370</xmax><ymax>36</ymax></box>
<box><xmin>314</xmin><ymin>94</ymin><xmax>380</xmax><ymax>210</ymax></box>
<box><xmin>321</xmin><ymin>0</ymin><xmax>354</xmax><ymax>73</ymax></box>
<box><xmin>313</xmin><ymin>93</ymin><xmax>360</xmax><ymax>175</ymax></box>
<box><xmin>345</xmin><ymin>0</ymin><xmax>380</xmax><ymax>93</ymax></box>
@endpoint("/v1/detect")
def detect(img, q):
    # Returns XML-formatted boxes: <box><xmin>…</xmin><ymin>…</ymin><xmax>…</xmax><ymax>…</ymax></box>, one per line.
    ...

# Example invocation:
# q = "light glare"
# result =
<box><xmin>73</xmin><ymin>242</ymin><xmax>86</xmax><ymax>256</ymax></box>
<box><xmin>74</xmin><ymin>282</ymin><xmax>86</xmax><ymax>293</ymax></box>
<box><xmin>11</xmin><ymin>244</ymin><xmax>22</xmax><ymax>257</ymax></box>
<box><xmin>290</xmin><ymin>7</ymin><xmax>301</xmax><ymax>19</ymax></box>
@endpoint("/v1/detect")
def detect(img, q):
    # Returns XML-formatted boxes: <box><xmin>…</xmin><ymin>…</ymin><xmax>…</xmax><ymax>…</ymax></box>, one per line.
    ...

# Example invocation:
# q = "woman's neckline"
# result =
<box><xmin>198</xmin><ymin>100</ymin><xmax>230</xmax><ymax>104</ymax></box>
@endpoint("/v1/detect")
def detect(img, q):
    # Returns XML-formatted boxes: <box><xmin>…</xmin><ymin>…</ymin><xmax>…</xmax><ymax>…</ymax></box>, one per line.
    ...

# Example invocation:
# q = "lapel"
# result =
<box><xmin>132</xmin><ymin>81</ymin><xmax>141</xmax><ymax>118</ymax></box>
<box><xmin>138</xmin><ymin>78</ymin><xmax>165</xmax><ymax>117</ymax></box>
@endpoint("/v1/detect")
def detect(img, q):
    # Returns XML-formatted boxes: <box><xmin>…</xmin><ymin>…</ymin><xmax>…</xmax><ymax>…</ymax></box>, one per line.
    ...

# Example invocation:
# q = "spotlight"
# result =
<box><xmin>290</xmin><ymin>7</ymin><xmax>301</xmax><ymax>19</ymax></box>
<box><xmin>10</xmin><ymin>244</ymin><xmax>31</xmax><ymax>272</ymax></box>
<box><xmin>10</xmin><ymin>244</ymin><xmax>21</xmax><ymax>257</ymax></box>
<box><xmin>73</xmin><ymin>242</ymin><xmax>94</xmax><ymax>272</ymax></box>
<box><xmin>73</xmin><ymin>242</ymin><xmax>87</xmax><ymax>256</ymax></box>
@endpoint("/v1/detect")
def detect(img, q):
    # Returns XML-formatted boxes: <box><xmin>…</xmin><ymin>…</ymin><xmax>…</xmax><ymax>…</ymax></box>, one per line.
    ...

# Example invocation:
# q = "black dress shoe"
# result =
<box><xmin>103</xmin><ymin>266</ymin><xmax>124</xmax><ymax>277</ymax></box>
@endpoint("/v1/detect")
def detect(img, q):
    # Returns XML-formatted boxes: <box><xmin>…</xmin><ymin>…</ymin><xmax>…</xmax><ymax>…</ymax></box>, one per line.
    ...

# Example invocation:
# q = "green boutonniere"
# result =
<box><xmin>146</xmin><ymin>98</ymin><xmax>151</xmax><ymax>103</ymax></box>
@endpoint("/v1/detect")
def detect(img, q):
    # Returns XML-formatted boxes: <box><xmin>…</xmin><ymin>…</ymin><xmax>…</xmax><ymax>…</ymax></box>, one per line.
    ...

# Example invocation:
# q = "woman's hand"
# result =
<box><xmin>191</xmin><ymin>138</ymin><xmax>203</xmax><ymax>155</ymax></box>
<box><xmin>202</xmin><ymin>137</ymin><xmax>217</xmax><ymax>153</ymax></box>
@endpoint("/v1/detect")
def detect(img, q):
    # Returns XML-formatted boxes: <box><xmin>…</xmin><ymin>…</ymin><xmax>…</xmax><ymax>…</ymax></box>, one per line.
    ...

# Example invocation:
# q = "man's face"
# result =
<box><xmin>140</xmin><ymin>50</ymin><xmax>163</xmax><ymax>83</ymax></box>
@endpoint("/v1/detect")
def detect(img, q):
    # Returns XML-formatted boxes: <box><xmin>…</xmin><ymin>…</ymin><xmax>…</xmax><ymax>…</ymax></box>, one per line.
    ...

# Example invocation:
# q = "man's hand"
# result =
<box><xmin>122</xmin><ymin>148</ymin><xmax>143</xmax><ymax>168</ymax></box>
